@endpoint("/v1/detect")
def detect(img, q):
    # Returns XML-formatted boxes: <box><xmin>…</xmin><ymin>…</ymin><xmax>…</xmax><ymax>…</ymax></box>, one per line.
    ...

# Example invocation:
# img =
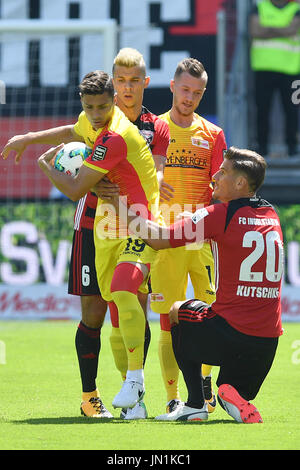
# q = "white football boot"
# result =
<box><xmin>155</xmin><ymin>402</ymin><xmax>208</xmax><ymax>421</ymax></box>
<box><xmin>112</xmin><ymin>380</ymin><xmax>145</xmax><ymax>409</ymax></box>
<box><xmin>124</xmin><ymin>401</ymin><xmax>148</xmax><ymax>420</ymax></box>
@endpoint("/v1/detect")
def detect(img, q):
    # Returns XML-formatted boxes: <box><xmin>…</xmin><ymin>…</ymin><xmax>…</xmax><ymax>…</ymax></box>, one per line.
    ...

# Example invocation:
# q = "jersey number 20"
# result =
<box><xmin>239</xmin><ymin>230</ymin><xmax>283</xmax><ymax>282</ymax></box>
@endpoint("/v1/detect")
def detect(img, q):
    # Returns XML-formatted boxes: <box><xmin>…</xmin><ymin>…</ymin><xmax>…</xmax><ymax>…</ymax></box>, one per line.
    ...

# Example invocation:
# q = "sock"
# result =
<box><xmin>202</xmin><ymin>364</ymin><xmax>213</xmax><ymax>378</ymax></box>
<box><xmin>111</xmin><ymin>290</ymin><xmax>145</xmax><ymax>371</ymax></box>
<box><xmin>82</xmin><ymin>389</ymin><xmax>100</xmax><ymax>402</ymax></box>
<box><xmin>144</xmin><ymin>321</ymin><xmax>151</xmax><ymax>366</ymax></box>
<box><xmin>75</xmin><ymin>321</ymin><xmax>101</xmax><ymax>393</ymax></box>
<box><xmin>181</xmin><ymin>360</ymin><xmax>205</xmax><ymax>409</ymax></box>
<box><xmin>126</xmin><ymin>369</ymin><xmax>144</xmax><ymax>383</ymax></box>
<box><xmin>109</xmin><ymin>326</ymin><xmax>127</xmax><ymax>381</ymax></box>
<box><xmin>171</xmin><ymin>324</ymin><xmax>204</xmax><ymax>409</ymax></box>
<box><xmin>110</xmin><ymin>263</ymin><xmax>146</xmax><ymax>371</ymax></box>
<box><xmin>108</xmin><ymin>301</ymin><xmax>150</xmax><ymax>378</ymax></box>
<box><xmin>158</xmin><ymin>329</ymin><xmax>180</xmax><ymax>402</ymax></box>
<box><xmin>137</xmin><ymin>292</ymin><xmax>151</xmax><ymax>365</ymax></box>
<box><xmin>108</xmin><ymin>301</ymin><xmax>127</xmax><ymax>380</ymax></box>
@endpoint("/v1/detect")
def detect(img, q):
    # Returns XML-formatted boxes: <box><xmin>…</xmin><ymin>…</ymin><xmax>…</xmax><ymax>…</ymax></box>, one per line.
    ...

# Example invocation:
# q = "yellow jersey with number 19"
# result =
<box><xmin>83</xmin><ymin>105</ymin><xmax>161</xmax><ymax>238</ymax></box>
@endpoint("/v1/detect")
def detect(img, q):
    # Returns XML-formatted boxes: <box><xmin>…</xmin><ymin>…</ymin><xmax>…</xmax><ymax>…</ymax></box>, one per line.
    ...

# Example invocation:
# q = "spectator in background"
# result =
<box><xmin>249</xmin><ymin>0</ymin><xmax>300</xmax><ymax>158</ymax></box>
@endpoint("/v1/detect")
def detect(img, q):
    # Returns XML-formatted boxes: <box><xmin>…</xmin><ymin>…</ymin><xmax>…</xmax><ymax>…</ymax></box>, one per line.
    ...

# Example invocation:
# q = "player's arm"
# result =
<box><xmin>92</xmin><ymin>153</ymin><xmax>173</xmax><ymax>202</ymax></box>
<box><xmin>209</xmin><ymin>129</ymin><xmax>227</xmax><ymax>203</ymax></box>
<box><xmin>169</xmin><ymin>301</ymin><xmax>186</xmax><ymax>325</ymax></box>
<box><xmin>151</xmin><ymin>154</ymin><xmax>174</xmax><ymax>202</ymax></box>
<box><xmin>152</xmin><ymin>118</ymin><xmax>174</xmax><ymax>201</ymax></box>
<box><xmin>92</xmin><ymin>152</ymin><xmax>174</xmax><ymax>201</ymax></box>
<box><xmin>85</xmin><ymin>133</ymin><xmax>128</xmax><ymax>200</ymax></box>
<box><xmin>114</xmin><ymin>196</ymin><xmax>223</xmax><ymax>252</ymax></box>
<box><xmin>249</xmin><ymin>12</ymin><xmax>300</xmax><ymax>39</ymax></box>
<box><xmin>153</xmin><ymin>154</ymin><xmax>165</xmax><ymax>189</ymax></box>
<box><xmin>38</xmin><ymin>144</ymin><xmax>105</xmax><ymax>201</ymax></box>
<box><xmin>116</xmin><ymin>195</ymin><xmax>172</xmax><ymax>250</ymax></box>
<box><xmin>1</xmin><ymin>125</ymin><xmax>82</xmax><ymax>163</ymax></box>
<box><xmin>112</xmin><ymin>195</ymin><xmax>202</xmax><ymax>251</ymax></box>
<box><xmin>92</xmin><ymin>176</ymin><xmax>120</xmax><ymax>200</ymax></box>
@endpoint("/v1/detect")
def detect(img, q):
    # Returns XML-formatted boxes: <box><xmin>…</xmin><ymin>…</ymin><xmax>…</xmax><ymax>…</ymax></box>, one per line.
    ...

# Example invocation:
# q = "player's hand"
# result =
<box><xmin>160</xmin><ymin>181</ymin><xmax>174</xmax><ymax>201</ymax></box>
<box><xmin>92</xmin><ymin>177</ymin><xmax>120</xmax><ymax>200</ymax></box>
<box><xmin>168</xmin><ymin>301</ymin><xmax>183</xmax><ymax>325</ymax></box>
<box><xmin>176</xmin><ymin>210</ymin><xmax>193</xmax><ymax>219</ymax></box>
<box><xmin>107</xmin><ymin>194</ymin><xmax>129</xmax><ymax>216</ymax></box>
<box><xmin>1</xmin><ymin>134</ymin><xmax>30</xmax><ymax>163</ymax></box>
<box><xmin>37</xmin><ymin>144</ymin><xmax>64</xmax><ymax>168</ymax></box>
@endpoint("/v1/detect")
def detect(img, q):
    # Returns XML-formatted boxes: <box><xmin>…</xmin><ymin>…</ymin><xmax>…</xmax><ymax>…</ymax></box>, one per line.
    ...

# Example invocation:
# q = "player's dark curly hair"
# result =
<box><xmin>79</xmin><ymin>70</ymin><xmax>114</xmax><ymax>99</ymax></box>
<box><xmin>225</xmin><ymin>146</ymin><xmax>267</xmax><ymax>193</ymax></box>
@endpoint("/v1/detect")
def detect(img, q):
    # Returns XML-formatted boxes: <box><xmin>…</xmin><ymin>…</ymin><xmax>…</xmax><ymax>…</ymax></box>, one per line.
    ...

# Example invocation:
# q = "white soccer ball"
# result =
<box><xmin>54</xmin><ymin>142</ymin><xmax>92</xmax><ymax>177</ymax></box>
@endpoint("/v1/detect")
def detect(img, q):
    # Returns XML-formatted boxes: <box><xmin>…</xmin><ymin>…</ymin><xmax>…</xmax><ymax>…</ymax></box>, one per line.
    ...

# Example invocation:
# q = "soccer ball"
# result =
<box><xmin>54</xmin><ymin>142</ymin><xmax>92</xmax><ymax>177</ymax></box>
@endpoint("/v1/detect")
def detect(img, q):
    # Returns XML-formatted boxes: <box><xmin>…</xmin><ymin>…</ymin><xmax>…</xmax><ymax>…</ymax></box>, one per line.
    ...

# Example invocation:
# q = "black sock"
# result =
<box><xmin>171</xmin><ymin>324</ymin><xmax>204</xmax><ymax>409</ymax></box>
<box><xmin>180</xmin><ymin>360</ymin><xmax>204</xmax><ymax>409</ymax></box>
<box><xmin>75</xmin><ymin>321</ymin><xmax>101</xmax><ymax>393</ymax></box>
<box><xmin>143</xmin><ymin>321</ymin><xmax>151</xmax><ymax>366</ymax></box>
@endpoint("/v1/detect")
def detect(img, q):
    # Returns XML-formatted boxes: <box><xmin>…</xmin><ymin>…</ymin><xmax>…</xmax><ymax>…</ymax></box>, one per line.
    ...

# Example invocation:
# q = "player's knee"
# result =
<box><xmin>111</xmin><ymin>290</ymin><xmax>141</xmax><ymax>318</ymax></box>
<box><xmin>137</xmin><ymin>291</ymin><xmax>148</xmax><ymax>317</ymax></box>
<box><xmin>168</xmin><ymin>301</ymin><xmax>182</xmax><ymax>326</ymax></box>
<box><xmin>81</xmin><ymin>295</ymin><xmax>107</xmax><ymax>328</ymax></box>
<box><xmin>111</xmin><ymin>262</ymin><xmax>145</xmax><ymax>295</ymax></box>
<box><xmin>111</xmin><ymin>289</ymin><xmax>132</xmax><ymax>302</ymax></box>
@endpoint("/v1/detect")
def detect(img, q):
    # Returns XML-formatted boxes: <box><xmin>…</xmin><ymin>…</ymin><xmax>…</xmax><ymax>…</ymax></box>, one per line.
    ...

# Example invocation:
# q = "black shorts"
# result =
<box><xmin>171</xmin><ymin>299</ymin><xmax>279</xmax><ymax>401</ymax></box>
<box><xmin>68</xmin><ymin>228</ymin><xmax>101</xmax><ymax>296</ymax></box>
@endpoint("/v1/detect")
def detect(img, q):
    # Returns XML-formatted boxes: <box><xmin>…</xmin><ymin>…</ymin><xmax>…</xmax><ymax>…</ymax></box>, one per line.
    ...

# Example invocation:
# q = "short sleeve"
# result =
<box><xmin>210</xmin><ymin>130</ymin><xmax>227</xmax><ymax>179</ymax></box>
<box><xmin>73</xmin><ymin>111</ymin><xmax>86</xmax><ymax>138</ymax></box>
<box><xmin>152</xmin><ymin>118</ymin><xmax>170</xmax><ymax>157</ymax></box>
<box><xmin>169</xmin><ymin>203</ymin><xmax>228</xmax><ymax>247</ymax></box>
<box><xmin>84</xmin><ymin>131</ymin><xmax>127</xmax><ymax>173</ymax></box>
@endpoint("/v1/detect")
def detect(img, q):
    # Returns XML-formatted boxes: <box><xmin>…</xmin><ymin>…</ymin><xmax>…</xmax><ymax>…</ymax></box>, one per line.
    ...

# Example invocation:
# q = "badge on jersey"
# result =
<box><xmin>139</xmin><ymin>129</ymin><xmax>154</xmax><ymax>146</ymax></box>
<box><xmin>150</xmin><ymin>293</ymin><xmax>165</xmax><ymax>302</ymax></box>
<box><xmin>191</xmin><ymin>208</ymin><xmax>209</xmax><ymax>225</ymax></box>
<box><xmin>92</xmin><ymin>145</ymin><xmax>107</xmax><ymax>161</ymax></box>
<box><xmin>191</xmin><ymin>137</ymin><xmax>210</xmax><ymax>149</ymax></box>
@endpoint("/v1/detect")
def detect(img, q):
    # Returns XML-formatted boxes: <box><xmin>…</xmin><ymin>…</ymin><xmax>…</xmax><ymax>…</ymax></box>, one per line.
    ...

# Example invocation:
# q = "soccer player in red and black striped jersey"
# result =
<box><xmin>113</xmin><ymin>146</ymin><xmax>283</xmax><ymax>423</ymax></box>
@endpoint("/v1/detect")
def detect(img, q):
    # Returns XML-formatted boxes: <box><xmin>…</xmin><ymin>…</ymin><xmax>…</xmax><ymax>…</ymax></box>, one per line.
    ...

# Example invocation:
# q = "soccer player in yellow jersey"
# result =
<box><xmin>1</xmin><ymin>73</ymin><xmax>113</xmax><ymax>419</ymax></box>
<box><xmin>2</xmin><ymin>60</ymin><xmax>169</xmax><ymax>419</ymax></box>
<box><xmin>150</xmin><ymin>58</ymin><xmax>227</xmax><ymax>416</ymax></box>
<box><xmin>37</xmin><ymin>71</ymin><xmax>163</xmax><ymax>412</ymax></box>
<box><xmin>103</xmin><ymin>48</ymin><xmax>170</xmax><ymax>418</ymax></box>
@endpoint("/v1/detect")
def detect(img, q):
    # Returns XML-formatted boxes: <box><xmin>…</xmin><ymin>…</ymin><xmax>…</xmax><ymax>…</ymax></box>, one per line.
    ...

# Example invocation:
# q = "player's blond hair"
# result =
<box><xmin>113</xmin><ymin>48</ymin><xmax>146</xmax><ymax>76</ymax></box>
<box><xmin>174</xmin><ymin>58</ymin><xmax>207</xmax><ymax>83</ymax></box>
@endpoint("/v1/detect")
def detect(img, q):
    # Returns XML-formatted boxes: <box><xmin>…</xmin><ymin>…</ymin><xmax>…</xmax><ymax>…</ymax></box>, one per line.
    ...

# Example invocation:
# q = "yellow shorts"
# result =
<box><xmin>150</xmin><ymin>242</ymin><xmax>216</xmax><ymax>314</ymax></box>
<box><xmin>94</xmin><ymin>235</ymin><xmax>157</xmax><ymax>302</ymax></box>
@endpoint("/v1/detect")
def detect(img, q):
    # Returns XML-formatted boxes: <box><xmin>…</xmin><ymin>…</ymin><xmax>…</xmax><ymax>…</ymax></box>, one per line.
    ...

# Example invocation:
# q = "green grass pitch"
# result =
<box><xmin>0</xmin><ymin>320</ymin><xmax>299</xmax><ymax>451</ymax></box>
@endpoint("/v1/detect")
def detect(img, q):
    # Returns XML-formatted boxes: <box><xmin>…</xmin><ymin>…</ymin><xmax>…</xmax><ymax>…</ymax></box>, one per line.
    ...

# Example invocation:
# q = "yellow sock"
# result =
<box><xmin>109</xmin><ymin>326</ymin><xmax>127</xmax><ymax>381</ymax></box>
<box><xmin>111</xmin><ymin>290</ymin><xmax>145</xmax><ymax>371</ymax></box>
<box><xmin>202</xmin><ymin>364</ymin><xmax>213</xmax><ymax>377</ymax></box>
<box><xmin>158</xmin><ymin>329</ymin><xmax>180</xmax><ymax>402</ymax></box>
<box><xmin>82</xmin><ymin>388</ymin><xmax>100</xmax><ymax>402</ymax></box>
